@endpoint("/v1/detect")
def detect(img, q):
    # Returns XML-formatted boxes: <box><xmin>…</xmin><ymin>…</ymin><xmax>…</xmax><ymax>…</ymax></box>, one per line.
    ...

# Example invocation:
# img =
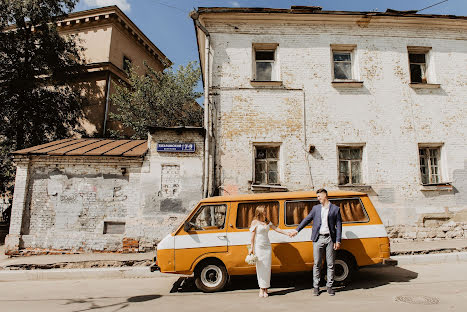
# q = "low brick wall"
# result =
<box><xmin>388</xmin><ymin>221</ymin><xmax>467</xmax><ymax>243</ymax></box>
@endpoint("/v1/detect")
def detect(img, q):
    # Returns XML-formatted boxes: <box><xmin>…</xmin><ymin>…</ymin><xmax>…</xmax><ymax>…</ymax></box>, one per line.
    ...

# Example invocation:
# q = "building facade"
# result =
<box><xmin>59</xmin><ymin>6</ymin><xmax>171</xmax><ymax>136</ymax></box>
<box><xmin>5</xmin><ymin>128</ymin><xmax>204</xmax><ymax>254</ymax></box>
<box><xmin>192</xmin><ymin>7</ymin><xmax>467</xmax><ymax>237</ymax></box>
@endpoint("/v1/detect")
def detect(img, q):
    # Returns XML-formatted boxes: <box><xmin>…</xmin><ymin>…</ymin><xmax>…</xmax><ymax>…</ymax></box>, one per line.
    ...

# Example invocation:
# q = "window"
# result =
<box><xmin>236</xmin><ymin>201</ymin><xmax>279</xmax><ymax>229</ymax></box>
<box><xmin>338</xmin><ymin>147</ymin><xmax>363</xmax><ymax>185</ymax></box>
<box><xmin>253</xmin><ymin>43</ymin><xmax>278</xmax><ymax>81</ymax></box>
<box><xmin>408</xmin><ymin>47</ymin><xmax>432</xmax><ymax>84</ymax></box>
<box><xmin>333</xmin><ymin>52</ymin><xmax>352</xmax><ymax>80</ymax></box>
<box><xmin>285</xmin><ymin>198</ymin><xmax>369</xmax><ymax>226</ymax></box>
<box><xmin>254</xmin><ymin>146</ymin><xmax>279</xmax><ymax>185</ymax></box>
<box><xmin>123</xmin><ymin>55</ymin><xmax>132</xmax><ymax>72</ymax></box>
<box><xmin>419</xmin><ymin>146</ymin><xmax>441</xmax><ymax>184</ymax></box>
<box><xmin>285</xmin><ymin>200</ymin><xmax>318</xmax><ymax>226</ymax></box>
<box><xmin>103</xmin><ymin>222</ymin><xmax>125</xmax><ymax>234</ymax></box>
<box><xmin>188</xmin><ymin>205</ymin><xmax>227</xmax><ymax>231</ymax></box>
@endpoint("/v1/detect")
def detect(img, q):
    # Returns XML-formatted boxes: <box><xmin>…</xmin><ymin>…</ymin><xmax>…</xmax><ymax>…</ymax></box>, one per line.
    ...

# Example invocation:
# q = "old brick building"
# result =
<box><xmin>192</xmin><ymin>7</ymin><xmax>467</xmax><ymax>239</ymax></box>
<box><xmin>5</xmin><ymin>127</ymin><xmax>204</xmax><ymax>254</ymax></box>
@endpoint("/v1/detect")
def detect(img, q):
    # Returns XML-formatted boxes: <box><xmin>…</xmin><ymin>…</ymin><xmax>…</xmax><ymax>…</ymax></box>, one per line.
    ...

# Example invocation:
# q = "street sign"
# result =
<box><xmin>157</xmin><ymin>143</ymin><xmax>196</xmax><ymax>153</ymax></box>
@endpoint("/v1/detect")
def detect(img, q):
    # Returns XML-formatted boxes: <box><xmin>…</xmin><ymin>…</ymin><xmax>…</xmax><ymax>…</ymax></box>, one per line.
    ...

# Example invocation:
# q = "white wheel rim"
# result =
<box><xmin>200</xmin><ymin>265</ymin><xmax>222</xmax><ymax>288</ymax></box>
<box><xmin>334</xmin><ymin>259</ymin><xmax>349</xmax><ymax>282</ymax></box>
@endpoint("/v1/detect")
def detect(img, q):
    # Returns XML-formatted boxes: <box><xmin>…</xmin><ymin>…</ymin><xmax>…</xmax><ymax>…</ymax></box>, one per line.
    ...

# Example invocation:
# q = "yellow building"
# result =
<box><xmin>58</xmin><ymin>5</ymin><xmax>171</xmax><ymax>136</ymax></box>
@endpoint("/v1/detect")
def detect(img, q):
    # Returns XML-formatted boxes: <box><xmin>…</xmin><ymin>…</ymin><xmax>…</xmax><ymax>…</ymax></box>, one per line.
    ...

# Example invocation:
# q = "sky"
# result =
<box><xmin>75</xmin><ymin>0</ymin><xmax>467</xmax><ymax>69</ymax></box>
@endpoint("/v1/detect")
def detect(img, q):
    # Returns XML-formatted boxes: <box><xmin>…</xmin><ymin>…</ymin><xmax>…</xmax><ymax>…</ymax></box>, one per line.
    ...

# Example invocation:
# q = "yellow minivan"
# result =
<box><xmin>154</xmin><ymin>191</ymin><xmax>396</xmax><ymax>292</ymax></box>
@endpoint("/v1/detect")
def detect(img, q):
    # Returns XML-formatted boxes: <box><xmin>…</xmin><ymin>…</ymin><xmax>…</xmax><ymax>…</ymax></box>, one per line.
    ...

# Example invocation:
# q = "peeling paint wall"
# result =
<box><xmin>5</xmin><ymin>130</ymin><xmax>204</xmax><ymax>254</ymax></box>
<box><xmin>207</xmin><ymin>20</ymin><xmax>467</xmax><ymax>227</ymax></box>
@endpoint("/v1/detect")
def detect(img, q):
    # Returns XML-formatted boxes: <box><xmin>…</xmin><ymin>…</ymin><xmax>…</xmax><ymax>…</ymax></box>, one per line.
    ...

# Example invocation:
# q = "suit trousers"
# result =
<box><xmin>313</xmin><ymin>234</ymin><xmax>335</xmax><ymax>288</ymax></box>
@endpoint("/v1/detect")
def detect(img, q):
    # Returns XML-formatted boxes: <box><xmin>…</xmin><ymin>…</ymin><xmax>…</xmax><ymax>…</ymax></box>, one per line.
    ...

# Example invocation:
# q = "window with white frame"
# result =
<box><xmin>408</xmin><ymin>47</ymin><xmax>431</xmax><ymax>84</ymax></box>
<box><xmin>254</xmin><ymin>145</ymin><xmax>280</xmax><ymax>185</ymax></box>
<box><xmin>253</xmin><ymin>43</ymin><xmax>278</xmax><ymax>81</ymax></box>
<box><xmin>331</xmin><ymin>45</ymin><xmax>356</xmax><ymax>81</ymax></box>
<box><xmin>338</xmin><ymin>147</ymin><xmax>363</xmax><ymax>185</ymax></box>
<box><xmin>419</xmin><ymin>146</ymin><xmax>442</xmax><ymax>184</ymax></box>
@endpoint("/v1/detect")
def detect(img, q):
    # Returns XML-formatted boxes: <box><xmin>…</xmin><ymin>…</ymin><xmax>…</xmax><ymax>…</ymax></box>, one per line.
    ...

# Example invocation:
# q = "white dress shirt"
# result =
<box><xmin>319</xmin><ymin>202</ymin><xmax>330</xmax><ymax>235</ymax></box>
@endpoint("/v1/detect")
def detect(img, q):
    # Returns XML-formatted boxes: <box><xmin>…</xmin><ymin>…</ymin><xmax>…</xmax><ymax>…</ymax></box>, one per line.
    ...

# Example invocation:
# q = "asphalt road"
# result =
<box><xmin>0</xmin><ymin>262</ymin><xmax>466</xmax><ymax>312</ymax></box>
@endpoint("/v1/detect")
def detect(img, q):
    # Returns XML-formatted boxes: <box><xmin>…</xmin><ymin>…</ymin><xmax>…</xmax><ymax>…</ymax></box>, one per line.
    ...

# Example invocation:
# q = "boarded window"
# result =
<box><xmin>255</xmin><ymin>50</ymin><xmax>275</xmax><ymax>81</ymax></box>
<box><xmin>103</xmin><ymin>222</ymin><xmax>125</xmax><ymax>234</ymax></box>
<box><xmin>285</xmin><ymin>198</ymin><xmax>368</xmax><ymax>225</ymax></box>
<box><xmin>419</xmin><ymin>147</ymin><xmax>441</xmax><ymax>184</ymax></box>
<box><xmin>339</xmin><ymin>147</ymin><xmax>363</xmax><ymax>185</ymax></box>
<box><xmin>236</xmin><ymin>202</ymin><xmax>279</xmax><ymax>229</ymax></box>
<box><xmin>409</xmin><ymin>53</ymin><xmax>427</xmax><ymax>83</ymax></box>
<box><xmin>188</xmin><ymin>205</ymin><xmax>227</xmax><ymax>231</ymax></box>
<box><xmin>333</xmin><ymin>52</ymin><xmax>352</xmax><ymax>80</ymax></box>
<box><xmin>255</xmin><ymin>146</ymin><xmax>279</xmax><ymax>185</ymax></box>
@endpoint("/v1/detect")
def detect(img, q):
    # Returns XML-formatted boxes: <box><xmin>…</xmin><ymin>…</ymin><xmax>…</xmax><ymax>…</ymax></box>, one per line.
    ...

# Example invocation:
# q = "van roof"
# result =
<box><xmin>200</xmin><ymin>190</ymin><xmax>366</xmax><ymax>203</ymax></box>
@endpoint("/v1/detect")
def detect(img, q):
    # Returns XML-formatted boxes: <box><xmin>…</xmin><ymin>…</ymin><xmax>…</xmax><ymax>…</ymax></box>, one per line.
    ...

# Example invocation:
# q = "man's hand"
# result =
<box><xmin>289</xmin><ymin>230</ymin><xmax>298</xmax><ymax>237</ymax></box>
<box><xmin>333</xmin><ymin>242</ymin><xmax>341</xmax><ymax>250</ymax></box>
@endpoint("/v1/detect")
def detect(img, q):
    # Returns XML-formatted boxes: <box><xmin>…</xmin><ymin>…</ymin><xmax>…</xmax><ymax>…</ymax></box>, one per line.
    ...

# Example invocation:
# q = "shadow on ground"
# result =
<box><xmin>170</xmin><ymin>265</ymin><xmax>418</xmax><ymax>295</ymax></box>
<box><xmin>63</xmin><ymin>294</ymin><xmax>162</xmax><ymax>312</ymax></box>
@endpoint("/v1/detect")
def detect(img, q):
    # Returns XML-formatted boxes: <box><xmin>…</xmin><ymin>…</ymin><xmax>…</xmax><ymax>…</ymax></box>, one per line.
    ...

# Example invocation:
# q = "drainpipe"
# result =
<box><xmin>103</xmin><ymin>72</ymin><xmax>112</xmax><ymax>136</ymax></box>
<box><xmin>190</xmin><ymin>11</ymin><xmax>211</xmax><ymax>198</ymax></box>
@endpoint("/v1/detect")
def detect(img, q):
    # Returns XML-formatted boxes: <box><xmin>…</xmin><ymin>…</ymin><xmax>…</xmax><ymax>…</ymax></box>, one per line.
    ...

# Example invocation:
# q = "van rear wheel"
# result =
<box><xmin>194</xmin><ymin>261</ymin><xmax>228</xmax><ymax>292</ymax></box>
<box><xmin>333</xmin><ymin>253</ymin><xmax>355</xmax><ymax>285</ymax></box>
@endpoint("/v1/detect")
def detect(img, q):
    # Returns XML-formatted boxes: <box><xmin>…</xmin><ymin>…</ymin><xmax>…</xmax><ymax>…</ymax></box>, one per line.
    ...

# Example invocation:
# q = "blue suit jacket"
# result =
<box><xmin>295</xmin><ymin>203</ymin><xmax>343</xmax><ymax>243</ymax></box>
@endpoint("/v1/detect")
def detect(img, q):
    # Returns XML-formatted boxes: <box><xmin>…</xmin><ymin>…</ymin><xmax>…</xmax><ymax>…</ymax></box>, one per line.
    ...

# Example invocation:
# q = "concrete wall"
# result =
<box><xmin>205</xmin><ymin>19</ymin><xmax>467</xmax><ymax>227</ymax></box>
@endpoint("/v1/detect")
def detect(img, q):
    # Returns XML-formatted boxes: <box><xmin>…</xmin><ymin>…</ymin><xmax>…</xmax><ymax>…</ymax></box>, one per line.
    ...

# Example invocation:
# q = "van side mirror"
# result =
<box><xmin>184</xmin><ymin>221</ymin><xmax>192</xmax><ymax>232</ymax></box>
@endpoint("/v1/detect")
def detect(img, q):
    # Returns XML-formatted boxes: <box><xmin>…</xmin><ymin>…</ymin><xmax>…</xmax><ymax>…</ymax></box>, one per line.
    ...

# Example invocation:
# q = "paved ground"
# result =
<box><xmin>0</xmin><ymin>262</ymin><xmax>466</xmax><ymax>312</ymax></box>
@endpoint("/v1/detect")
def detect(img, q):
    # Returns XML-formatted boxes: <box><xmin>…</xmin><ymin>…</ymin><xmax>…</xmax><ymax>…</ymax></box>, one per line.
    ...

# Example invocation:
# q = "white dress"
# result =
<box><xmin>250</xmin><ymin>222</ymin><xmax>273</xmax><ymax>288</ymax></box>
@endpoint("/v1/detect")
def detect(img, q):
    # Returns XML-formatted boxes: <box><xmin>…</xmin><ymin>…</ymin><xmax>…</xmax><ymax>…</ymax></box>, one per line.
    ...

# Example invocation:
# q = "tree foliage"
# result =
<box><xmin>0</xmin><ymin>0</ymin><xmax>86</xmax><ymax>195</ymax></box>
<box><xmin>110</xmin><ymin>61</ymin><xmax>203</xmax><ymax>139</ymax></box>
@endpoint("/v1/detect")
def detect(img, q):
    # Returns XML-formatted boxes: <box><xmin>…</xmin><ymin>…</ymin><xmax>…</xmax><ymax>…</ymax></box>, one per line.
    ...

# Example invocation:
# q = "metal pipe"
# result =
<box><xmin>190</xmin><ymin>11</ymin><xmax>211</xmax><ymax>198</ymax></box>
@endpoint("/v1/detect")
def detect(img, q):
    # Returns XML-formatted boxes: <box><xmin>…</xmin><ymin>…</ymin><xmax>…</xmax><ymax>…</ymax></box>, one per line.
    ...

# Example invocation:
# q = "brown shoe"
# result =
<box><xmin>327</xmin><ymin>287</ymin><xmax>335</xmax><ymax>296</ymax></box>
<box><xmin>313</xmin><ymin>288</ymin><xmax>320</xmax><ymax>296</ymax></box>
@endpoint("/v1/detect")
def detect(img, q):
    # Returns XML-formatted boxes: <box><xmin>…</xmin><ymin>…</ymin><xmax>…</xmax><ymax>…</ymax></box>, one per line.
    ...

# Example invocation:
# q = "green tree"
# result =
<box><xmin>110</xmin><ymin>61</ymin><xmax>203</xmax><ymax>139</ymax></box>
<box><xmin>0</xmin><ymin>0</ymin><xmax>86</xmax><ymax>195</ymax></box>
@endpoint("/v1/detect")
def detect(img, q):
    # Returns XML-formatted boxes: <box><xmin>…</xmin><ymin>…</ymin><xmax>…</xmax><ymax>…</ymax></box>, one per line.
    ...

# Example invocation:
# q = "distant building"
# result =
<box><xmin>192</xmin><ymin>6</ymin><xmax>467</xmax><ymax>239</ymax></box>
<box><xmin>59</xmin><ymin>5</ymin><xmax>171</xmax><ymax>136</ymax></box>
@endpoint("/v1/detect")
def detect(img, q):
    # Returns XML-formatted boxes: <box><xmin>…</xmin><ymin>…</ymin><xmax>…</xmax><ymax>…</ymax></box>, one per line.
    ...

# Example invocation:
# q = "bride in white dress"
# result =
<box><xmin>249</xmin><ymin>206</ymin><xmax>291</xmax><ymax>298</ymax></box>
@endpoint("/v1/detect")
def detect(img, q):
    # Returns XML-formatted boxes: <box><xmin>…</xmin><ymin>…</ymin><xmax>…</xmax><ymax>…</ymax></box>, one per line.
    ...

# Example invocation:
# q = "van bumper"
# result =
<box><xmin>382</xmin><ymin>258</ymin><xmax>398</xmax><ymax>266</ymax></box>
<box><xmin>150</xmin><ymin>256</ymin><xmax>161</xmax><ymax>272</ymax></box>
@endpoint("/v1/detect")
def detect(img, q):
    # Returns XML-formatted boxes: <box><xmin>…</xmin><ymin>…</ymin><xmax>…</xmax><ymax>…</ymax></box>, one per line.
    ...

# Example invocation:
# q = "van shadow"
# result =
<box><xmin>171</xmin><ymin>266</ymin><xmax>418</xmax><ymax>295</ymax></box>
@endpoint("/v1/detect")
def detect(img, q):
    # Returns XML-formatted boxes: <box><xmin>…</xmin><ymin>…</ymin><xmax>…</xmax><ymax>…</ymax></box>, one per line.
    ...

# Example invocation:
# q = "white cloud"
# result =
<box><xmin>83</xmin><ymin>0</ymin><xmax>131</xmax><ymax>12</ymax></box>
<box><xmin>230</xmin><ymin>1</ymin><xmax>240</xmax><ymax>7</ymax></box>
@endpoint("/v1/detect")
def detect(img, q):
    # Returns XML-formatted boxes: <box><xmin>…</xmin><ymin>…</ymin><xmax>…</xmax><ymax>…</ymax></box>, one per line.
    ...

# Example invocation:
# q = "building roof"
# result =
<box><xmin>12</xmin><ymin>138</ymin><xmax>148</xmax><ymax>158</ymax></box>
<box><xmin>59</xmin><ymin>6</ymin><xmax>172</xmax><ymax>67</ymax></box>
<box><xmin>199</xmin><ymin>190</ymin><xmax>366</xmax><ymax>203</ymax></box>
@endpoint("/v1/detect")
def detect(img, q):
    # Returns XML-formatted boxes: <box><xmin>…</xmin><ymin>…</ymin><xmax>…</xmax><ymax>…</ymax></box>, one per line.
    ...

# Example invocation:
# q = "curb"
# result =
<box><xmin>392</xmin><ymin>251</ymin><xmax>467</xmax><ymax>265</ymax></box>
<box><xmin>0</xmin><ymin>266</ymin><xmax>166</xmax><ymax>282</ymax></box>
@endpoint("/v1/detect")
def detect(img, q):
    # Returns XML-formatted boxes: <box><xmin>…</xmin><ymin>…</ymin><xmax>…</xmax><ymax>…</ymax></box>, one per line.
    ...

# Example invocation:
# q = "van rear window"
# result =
<box><xmin>285</xmin><ymin>198</ymin><xmax>369</xmax><ymax>225</ymax></box>
<box><xmin>236</xmin><ymin>202</ymin><xmax>279</xmax><ymax>229</ymax></box>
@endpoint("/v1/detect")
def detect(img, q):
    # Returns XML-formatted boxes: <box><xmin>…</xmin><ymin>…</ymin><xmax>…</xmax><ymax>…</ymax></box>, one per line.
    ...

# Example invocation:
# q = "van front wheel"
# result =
<box><xmin>195</xmin><ymin>261</ymin><xmax>228</xmax><ymax>292</ymax></box>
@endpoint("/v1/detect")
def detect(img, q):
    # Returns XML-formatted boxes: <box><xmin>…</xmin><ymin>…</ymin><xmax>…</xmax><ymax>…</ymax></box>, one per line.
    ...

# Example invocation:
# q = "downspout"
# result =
<box><xmin>103</xmin><ymin>72</ymin><xmax>112</xmax><ymax>136</ymax></box>
<box><xmin>190</xmin><ymin>11</ymin><xmax>211</xmax><ymax>198</ymax></box>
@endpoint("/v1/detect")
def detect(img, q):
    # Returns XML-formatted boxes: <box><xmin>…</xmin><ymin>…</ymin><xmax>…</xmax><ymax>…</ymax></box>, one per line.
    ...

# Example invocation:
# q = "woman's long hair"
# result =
<box><xmin>254</xmin><ymin>205</ymin><xmax>269</xmax><ymax>224</ymax></box>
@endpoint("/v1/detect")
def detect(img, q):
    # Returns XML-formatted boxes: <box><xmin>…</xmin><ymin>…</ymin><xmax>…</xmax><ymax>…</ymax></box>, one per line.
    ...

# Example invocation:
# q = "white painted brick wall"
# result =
<box><xmin>206</xmin><ymin>19</ymin><xmax>467</xmax><ymax>226</ymax></box>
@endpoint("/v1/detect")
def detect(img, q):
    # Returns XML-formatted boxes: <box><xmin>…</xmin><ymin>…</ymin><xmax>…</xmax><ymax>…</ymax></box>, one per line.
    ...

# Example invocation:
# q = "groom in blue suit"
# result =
<box><xmin>290</xmin><ymin>188</ymin><xmax>342</xmax><ymax>296</ymax></box>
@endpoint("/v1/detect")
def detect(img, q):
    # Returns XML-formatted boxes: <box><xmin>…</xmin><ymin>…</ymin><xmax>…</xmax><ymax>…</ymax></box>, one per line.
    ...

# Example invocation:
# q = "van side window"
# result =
<box><xmin>236</xmin><ymin>202</ymin><xmax>279</xmax><ymax>229</ymax></box>
<box><xmin>330</xmin><ymin>198</ymin><xmax>369</xmax><ymax>223</ymax></box>
<box><xmin>189</xmin><ymin>205</ymin><xmax>227</xmax><ymax>230</ymax></box>
<box><xmin>285</xmin><ymin>200</ymin><xmax>319</xmax><ymax>226</ymax></box>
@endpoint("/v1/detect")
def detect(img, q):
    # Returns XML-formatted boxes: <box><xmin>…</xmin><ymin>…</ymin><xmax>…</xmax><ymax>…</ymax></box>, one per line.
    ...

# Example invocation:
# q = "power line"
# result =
<box><xmin>418</xmin><ymin>0</ymin><xmax>449</xmax><ymax>13</ymax></box>
<box><xmin>153</xmin><ymin>0</ymin><xmax>189</xmax><ymax>13</ymax></box>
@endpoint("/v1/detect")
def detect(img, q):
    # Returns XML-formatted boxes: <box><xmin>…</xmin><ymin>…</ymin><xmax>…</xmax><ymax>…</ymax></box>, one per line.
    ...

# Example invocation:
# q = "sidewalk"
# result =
<box><xmin>1</xmin><ymin>239</ymin><xmax>467</xmax><ymax>281</ymax></box>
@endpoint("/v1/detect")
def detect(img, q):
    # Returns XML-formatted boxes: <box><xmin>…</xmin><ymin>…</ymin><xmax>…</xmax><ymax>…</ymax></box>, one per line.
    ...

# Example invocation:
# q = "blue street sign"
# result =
<box><xmin>157</xmin><ymin>143</ymin><xmax>196</xmax><ymax>153</ymax></box>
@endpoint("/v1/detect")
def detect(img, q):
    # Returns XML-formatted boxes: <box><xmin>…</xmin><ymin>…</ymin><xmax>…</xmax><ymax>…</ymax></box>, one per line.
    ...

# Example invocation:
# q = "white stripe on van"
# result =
<box><xmin>158</xmin><ymin>224</ymin><xmax>388</xmax><ymax>250</ymax></box>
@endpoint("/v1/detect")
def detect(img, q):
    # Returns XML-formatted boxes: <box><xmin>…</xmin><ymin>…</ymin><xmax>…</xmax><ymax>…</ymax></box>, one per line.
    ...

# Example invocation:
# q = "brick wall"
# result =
<box><xmin>206</xmin><ymin>18</ymin><xmax>467</xmax><ymax>228</ymax></box>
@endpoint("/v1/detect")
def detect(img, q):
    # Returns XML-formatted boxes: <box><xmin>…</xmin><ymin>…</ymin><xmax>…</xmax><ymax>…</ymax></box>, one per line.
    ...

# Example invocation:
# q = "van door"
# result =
<box><xmin>174</xmin><ymin>203</ymin><xmax>229</xmax><ymax>272</ymax></box>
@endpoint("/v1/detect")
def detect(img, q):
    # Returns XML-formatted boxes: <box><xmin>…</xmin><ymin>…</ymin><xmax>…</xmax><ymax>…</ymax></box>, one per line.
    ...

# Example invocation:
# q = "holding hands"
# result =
<box><xmin>288</xmin><ymin>230</ymin><xmax>298</xmax><ymax>238</ymax></box>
